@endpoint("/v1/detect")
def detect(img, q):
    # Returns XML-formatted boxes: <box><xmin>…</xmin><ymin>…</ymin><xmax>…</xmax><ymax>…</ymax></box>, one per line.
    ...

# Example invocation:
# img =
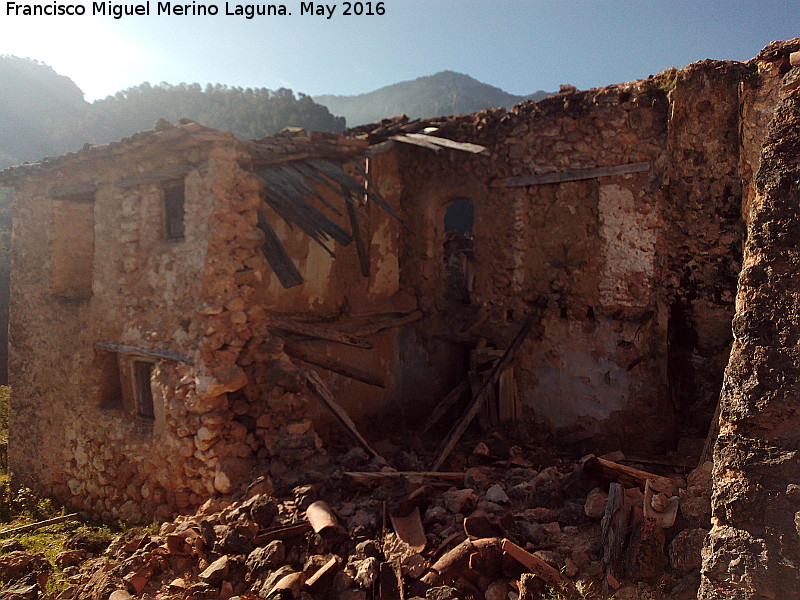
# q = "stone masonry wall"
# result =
<box><xmin>387</xmin><ymin>74</ymin><xmax>744</xmax><ymax>451</ymax></box>
<box><xmin>699</xmin><ymin>40</ymin><xmax>800</xmax><ymax>600</ymax></box>
<box><xmin>7</xmin><ymin>130</ymin><xmax>328</xmax><ymax>522</ymax></box>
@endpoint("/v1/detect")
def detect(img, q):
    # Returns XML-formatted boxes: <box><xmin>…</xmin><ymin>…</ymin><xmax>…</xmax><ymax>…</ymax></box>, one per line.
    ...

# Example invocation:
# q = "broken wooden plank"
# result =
<box><xmin>401</xmin><ymin>133</ymin><xmax>489</xmax><ymax>155</ymax></box>
<box><xmin>115</xmin><ymin>164</ymin><xmax>204</xmax><ymax>188</ymax></box>
<box><xmin>588</xmin><ymin>456</ymin><xmax>678</xmax><ymax>496</ymax></box>
<box><xmin>0</xmin><ymin>513</ymin><xmax>79</xmax><ymax>537</ymax></box>
<box><xmin>270</xmin><ymin>316</ymin><xmax>374</xmax><ymax>349</ymax></box>
<box><xmin>494</xmin><ymin>161</ymin><xmax>650</xmax><ymax>188</ymax></box>
<box><xmin>304</xmin><ymin>370</ymin><xmax>383</xmax><ymax>461</ymax></box>
<box><xmin>601</xmin><ymin>483</ymin><xmax>629</xmax><ymax>578</ymax></box>
<box><xmin>95</xmin><ymin>342</ymin><xmax>192</xmax><ymax>363</ymax></box>
<box><xmin>430</xmin><ymin>313</ymin><xmax>538</xmax><ymax>471</ymax></box>
<box><xmin>283</xmin><ymin>340</ymin><xmax>386</xmax><ymax>388</ymax></box>
<box><xmin>390</xmin><ymin>134</ymin><xmax>444</xmax><ymax>152</ymax></box>
<box><xmin>343</xmin><ymin>471</ymin><xmax>465</xmax><ymax>486</ymax></box>
<box><xmin>419</xmin><ymin>379</ymin><xmax>469</xmax><ymax>436</ymax></box>
<box><xmin>257</xmin><ymin>210</ymin><xmax>304</xmax><ymax>289</ymax></box>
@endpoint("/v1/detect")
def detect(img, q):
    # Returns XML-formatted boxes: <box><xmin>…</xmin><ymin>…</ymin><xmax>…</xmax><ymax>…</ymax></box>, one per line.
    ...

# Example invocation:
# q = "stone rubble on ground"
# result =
<box><xmin>5</xmin><ymin>441</ymin><xmax>715</xmax><ymax>600</ymax></box>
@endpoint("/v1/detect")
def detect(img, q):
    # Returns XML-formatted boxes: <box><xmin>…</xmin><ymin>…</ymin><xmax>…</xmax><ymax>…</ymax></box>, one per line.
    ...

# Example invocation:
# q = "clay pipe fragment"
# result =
<box><xmin>390</xmin><ymin>506</ymin><xmax>427</xmax><ymax>552</ymax></box>
<box><xmin>306</xmin><ymin>500</ymin><xmax>339</xmax><ymax>534</ymax></box>
<box><xmin>421</xmin><ymin>537</ymin><xmax>503</xmax><ymax>586</ymax></box>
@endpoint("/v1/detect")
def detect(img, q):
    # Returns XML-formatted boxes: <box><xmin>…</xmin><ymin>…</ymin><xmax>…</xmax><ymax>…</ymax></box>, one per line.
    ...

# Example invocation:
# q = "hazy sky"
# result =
<box><xmin>0</xmin><ymin>0</ymin><xmax>796</xmax><ymax>102</ymax></box>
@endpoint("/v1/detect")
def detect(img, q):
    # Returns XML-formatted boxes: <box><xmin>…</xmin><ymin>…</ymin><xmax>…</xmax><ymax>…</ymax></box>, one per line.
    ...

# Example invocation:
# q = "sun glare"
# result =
<box><xmin>1</xmin><ymin>16</ymin><xmax>160</xmax><ymax>100</ymax></box>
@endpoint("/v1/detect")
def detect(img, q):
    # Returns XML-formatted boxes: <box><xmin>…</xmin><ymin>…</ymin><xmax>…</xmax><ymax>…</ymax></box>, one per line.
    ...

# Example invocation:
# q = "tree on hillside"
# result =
<box><xmin>57</xmin><ymin>82</ymin><xmax>346</xmax><ymax>149</ymax></box>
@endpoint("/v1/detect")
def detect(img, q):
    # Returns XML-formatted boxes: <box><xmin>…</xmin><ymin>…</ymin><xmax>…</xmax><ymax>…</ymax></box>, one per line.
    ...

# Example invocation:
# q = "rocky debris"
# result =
<box><xmin>50</xmin><ymin>439</ymin><xmax>714</xmax><ymax>600</ymax></box>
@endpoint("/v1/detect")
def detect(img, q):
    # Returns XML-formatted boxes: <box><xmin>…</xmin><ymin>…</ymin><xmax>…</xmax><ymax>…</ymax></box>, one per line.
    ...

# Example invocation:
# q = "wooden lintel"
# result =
<box><xmin>270</xmin><ymin>316</ymin><xmax>373</xmax><ymax>349</ymax></box>
<box><xmin>115</xmin><ymin>163</ymin><xmax>205</xmax><ymax>188</ymax></box>
<box><xmin>50</xmin><ymin>182</ymin><xmax>97</xmax><ymax>200</ymax></box>
<box><xmin>95</xmin><ymin>342</ymin><xmax>193</xmax><ymax>363</ymax></box>
<box><xmin>283</xmin><ymin>340</ymin><xmax>386</xmax><ymax>388</ymax></box>
<box><xmin>494</xmin><ymin>161</ymin><xmax>650</xmax><ymax>188</ymax></box>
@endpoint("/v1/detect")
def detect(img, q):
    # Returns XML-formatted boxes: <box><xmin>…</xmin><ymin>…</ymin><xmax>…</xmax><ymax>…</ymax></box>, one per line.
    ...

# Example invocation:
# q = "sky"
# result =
<box><xmin>0</xmin><ymin>0</ymin><xmax>797</xmax><ymax>102</ymax></box>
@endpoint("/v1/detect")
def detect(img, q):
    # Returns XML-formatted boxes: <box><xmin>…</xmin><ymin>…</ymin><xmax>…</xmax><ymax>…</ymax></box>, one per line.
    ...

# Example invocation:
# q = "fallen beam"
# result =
<box><xmin>304</xmin><ymin>370</ymin><xmax>384</xmax><ymax>461</ymax></box>
<box><xmin>430</xmin><ymin>313</ymin><xmax>537</xmax><ymax>471</ymax></box>
<box><xmin>283</xmin><ymin>340</ymin><xmax>386</xmax><ymax>388</ymax></box>
<box><xmin>0</xmin><ymin>513</ymin><xmax>79</xmax><ymax>538</ymax></box>
<box><xmin>587</xmin><ymin>456</ymin><xmax>678</xmax><ymax>496</ymax></box>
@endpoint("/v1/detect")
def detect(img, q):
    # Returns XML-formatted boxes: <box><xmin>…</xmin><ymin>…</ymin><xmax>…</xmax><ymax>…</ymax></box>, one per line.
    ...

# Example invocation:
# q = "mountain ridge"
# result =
<box><xmin>314</xmin><ymin>70</ymin><xmax>551</xmax><ymax>126</ymax></box>
<box><xmin>0</xmin><ymin>57</ymin><xmax>552</xmax><ymax>169</ymax></box>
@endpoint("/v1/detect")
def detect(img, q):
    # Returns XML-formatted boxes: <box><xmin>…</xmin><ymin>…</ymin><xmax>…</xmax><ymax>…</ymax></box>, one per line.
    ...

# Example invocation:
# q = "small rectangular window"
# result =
<box><xmin>132</xmin><ymin>360</ymin><xmax>155</xmax><ymax>420</ymax></box>
<box><xmin>163</xmin><ymin>181</ymin><xmax>185</xmax><ymax>241</ymax></box>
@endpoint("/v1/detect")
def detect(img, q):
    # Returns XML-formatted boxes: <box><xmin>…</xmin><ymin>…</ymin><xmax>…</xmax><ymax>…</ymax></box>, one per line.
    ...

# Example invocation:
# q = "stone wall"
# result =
<box><xmin>699</xmin><ymin>40</ymin><xmax>800</xmax><ymax>600</ymax></box>
<box><xmin>382</xmin><ymin>70</ymin><xmax>747</xmax><ymax>451</ymax></box>
<box><xmin>6</xmin><ymin>129</ymin><xmax>329</xmax><ymax>521</ymax></box>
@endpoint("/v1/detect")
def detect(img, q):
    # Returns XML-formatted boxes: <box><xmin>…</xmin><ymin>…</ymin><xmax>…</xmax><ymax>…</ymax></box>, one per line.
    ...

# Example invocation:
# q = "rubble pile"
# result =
<box><xmin>43</xmin><ymin>439</ymin><xmax>712</xmax><ymax>600</ymax></box>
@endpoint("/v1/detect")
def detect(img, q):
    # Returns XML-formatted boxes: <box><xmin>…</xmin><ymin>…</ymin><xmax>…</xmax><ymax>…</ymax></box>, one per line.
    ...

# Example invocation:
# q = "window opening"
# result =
<box><xmin>163</xmin><ymin>181</ymin><xmax>185</xmax><ymax>241</ymax></box>
<box><xmin>443</xmin><ymin>198</ymin><xmax>475</xmax><ymax>304</ymax></box>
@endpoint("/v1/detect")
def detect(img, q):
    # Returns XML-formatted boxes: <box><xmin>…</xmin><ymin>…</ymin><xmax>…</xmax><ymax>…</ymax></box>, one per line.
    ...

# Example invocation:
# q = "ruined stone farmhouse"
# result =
<box><xmin>3</xmin><ymin>39</ymin><xmax>800</xmax><ymax>598</ymax></box>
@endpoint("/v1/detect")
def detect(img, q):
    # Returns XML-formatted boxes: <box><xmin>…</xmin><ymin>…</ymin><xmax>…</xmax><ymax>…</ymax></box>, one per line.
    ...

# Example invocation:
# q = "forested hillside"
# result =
<box><xmin>0</xmin><ymin>56</ymin><xmax>87</xmax><ymax>167</ymax></box>
<box><xmin>0</xmin><ymin>56</ymin><xmax>345</xmax><ymax>169</ymax></box>
<box><xmin>63</xmin><ymin>82</ymin><xmax>346</xmax><ymax>150</ymax></box>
